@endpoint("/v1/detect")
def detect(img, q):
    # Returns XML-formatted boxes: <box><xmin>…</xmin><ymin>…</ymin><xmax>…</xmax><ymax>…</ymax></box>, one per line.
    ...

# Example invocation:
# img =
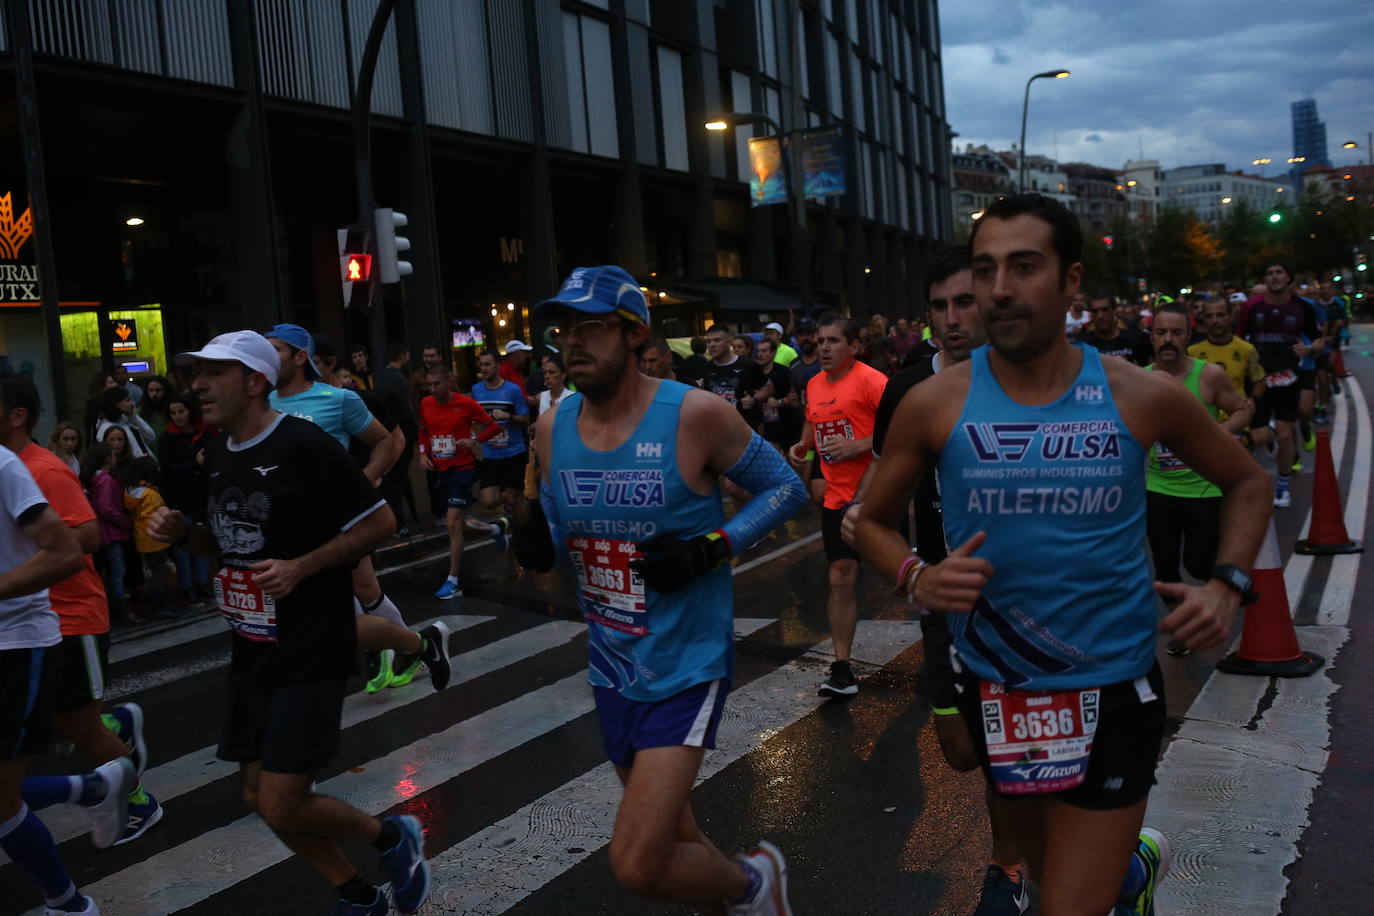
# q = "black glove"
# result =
<box><xmin>511</xmin><ymin>500</ymin><xmax>557</xmax><ymax>573</ymax></box>
<box><xmin>629</xmin><ymin>533</ymin><xmax>730</xmax><ymax>593</ymax></box>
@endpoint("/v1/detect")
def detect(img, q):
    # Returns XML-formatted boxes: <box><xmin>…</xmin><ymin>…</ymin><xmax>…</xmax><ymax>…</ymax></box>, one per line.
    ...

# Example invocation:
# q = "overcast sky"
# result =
<box><xmin>939</xmin><ymin>0</ymin><xmax>1374</xmax><ymax>176</ymax></box>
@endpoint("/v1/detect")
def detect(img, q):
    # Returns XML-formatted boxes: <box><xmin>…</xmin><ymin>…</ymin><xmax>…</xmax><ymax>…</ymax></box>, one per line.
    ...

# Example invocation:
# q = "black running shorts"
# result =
<box><xmin>955</xmin><ymin>662</ymin><xmax>1166</xmax><ymax>810</ymax></box>
<box><xmin>821</xmin><ymin>505</ymin><xmax>859</xmax><ymax>563</ymax></box>
<box><xmin>1297</xmin><ymin>368</ymin><xmax>1316</xmax><ymax>391</ymax></box>
<box><xmin>479</xmin><ymin>453</ymin><xmax>529</xmax><ymax>492</ymax></box>
<box><xmin>55</xmin><ymin>632</ymin><xmax>110</xmax><ymax>714</ymax></box>
<box><xmin>218</xmin><ymin>673</ymin><xmax>346</xmax><ymax>774</ymax></box>
<box><xmin>919</xmin><ymin>615</ymin><xmax>960</xmax><ymax>713</ymax></box>
<box><xmin>0</xmin><ymin>645</ymin><xmax>59</xmax><ymax>759</ymax></box>
<box><xmin>1250</xmin><ymin>384</ymin><xmax>1300</xmax><ymax>427</ymax></box>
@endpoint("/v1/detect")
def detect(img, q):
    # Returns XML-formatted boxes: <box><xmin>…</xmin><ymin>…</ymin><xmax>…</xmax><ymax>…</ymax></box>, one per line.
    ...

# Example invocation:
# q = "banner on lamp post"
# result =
<box><xmin>799</xmin><ymin>126</ymin><xmax>847</xmax><ymax>199</ymax></box>
<box><xmin>748</xmin><ymin>136</ymin><xmax>788</xmax><ymax>206</ymax></box>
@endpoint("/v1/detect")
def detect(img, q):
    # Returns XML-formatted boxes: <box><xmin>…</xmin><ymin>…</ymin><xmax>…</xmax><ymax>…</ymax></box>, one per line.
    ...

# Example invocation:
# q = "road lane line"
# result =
<box><xmin>46</xmin><ymin>621</ymin><xmax>915</xmax><ymax>915</ymax></box>
<box><xmin>1316</xmin><ymin>377</ymin><xmax>1369</xmax><ymax>625</ymax></box>
<box><xmin>426</xmin><ymin>620</ymin><xmax>922</xmax><ymax>914</ymax></box>
<box><xmin>1149</xmin><ymin>376</ymin><xmax>1368</xmax><ymax>915</ymax></box>
<box><xmin>731</xmin><ymin>531</ymin><xmax>823</xmax><ymax>575</ymax></box>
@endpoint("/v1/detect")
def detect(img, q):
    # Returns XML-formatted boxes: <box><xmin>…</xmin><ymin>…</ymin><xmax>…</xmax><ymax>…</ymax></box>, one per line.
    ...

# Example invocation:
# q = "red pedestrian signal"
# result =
<box><xmin>345</xmin><ymin>253</ymin><xmax>372</xmax><ymax>282</ymax></box>
<box><xmin>1102</xmin><ymin>235</ymin><xmax>1114</xmax><ymax>250</ymax></box>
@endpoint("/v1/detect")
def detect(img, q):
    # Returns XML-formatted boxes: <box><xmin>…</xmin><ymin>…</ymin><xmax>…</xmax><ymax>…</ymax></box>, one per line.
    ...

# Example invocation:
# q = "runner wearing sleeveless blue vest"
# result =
<box><xmin>854</xmin><ymin>195</ymin><xmax>1271</xmax><ymax>916</ymax></box>
<box><xmin>515</xmin><ymin>266</ymin><xmax>807</xmax><ymax>915</ymax></box>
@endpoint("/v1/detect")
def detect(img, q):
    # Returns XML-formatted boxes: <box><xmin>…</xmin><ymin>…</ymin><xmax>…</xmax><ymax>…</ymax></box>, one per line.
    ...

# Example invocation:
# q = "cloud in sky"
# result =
<box><xmin>939</xmin><ymin>0</ymin><xmax>1374</xmax><ymax>174</ymax></box>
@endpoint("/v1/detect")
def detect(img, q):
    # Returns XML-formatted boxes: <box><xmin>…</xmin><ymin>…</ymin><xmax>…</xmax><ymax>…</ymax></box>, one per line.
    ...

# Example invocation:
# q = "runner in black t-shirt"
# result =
<box><xmin>842</xmin><ymin>247</ymin><xmax>1030</xmax><ymax>915</ymax></box>
<box><xmin>149</xmin><ymin>331</ymin><xmax>432</xmax><ymax>916</ymax></box>
<box><xmin>756</xmin><ymin>338</ymin><xmax>797</xmax><ymax>447</ymax></box>
<box><xmin>1079</xmin><ymin>292</ymin><xmax>1152</xmax><ymax>366</ymax></box>
<box><xmin>700</xmin><ymin>325</ymin><xmax>768</xmax><ymax>430</ymax></box>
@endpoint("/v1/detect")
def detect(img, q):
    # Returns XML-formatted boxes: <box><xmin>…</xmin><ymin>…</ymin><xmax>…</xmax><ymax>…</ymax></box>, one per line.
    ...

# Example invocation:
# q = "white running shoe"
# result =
<box><xmin>727</xmin><ymin>840</ymin><xmax>793</xmax><ymax>915</ymax></box>
<box><xmin>85</xmin><ymin>757</ymin><xmax>136</xmax><ymax>849</ymax></box>
<box><xmin>1274</xmin><ymin>489</ymin><xmax>1292</xmax><ymax>508</ymax></box>
<box><xmin>45</xmin><ymin>894</ymin><xmax>98</xmax><ymax>915</ymax></box>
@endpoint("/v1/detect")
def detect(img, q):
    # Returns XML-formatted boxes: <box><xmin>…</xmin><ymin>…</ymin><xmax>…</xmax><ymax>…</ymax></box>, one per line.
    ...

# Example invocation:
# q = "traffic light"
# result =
<box><xmin>1268</xmin><ymin>212</ymin><xmax>1282</xmax><ymax>223</ymax></box>
<box><xmin>336</xmin><ymin>224</ymin><xmax>371</xmax><ymax>308</ymax></box>
<box><xmin>1334</xmin><ymin>274</ymin><xmax>1343</xmax><ymax>282</ymax></box>
<box><xmin>374</xmin><ymin>208</ymin><xmax>412</xmax><ymax>283</ymax></box>
<box><xmin>1102</xmin><ymin>235</ymin><xmax>1114</xmax><ymax>250</ymax></box>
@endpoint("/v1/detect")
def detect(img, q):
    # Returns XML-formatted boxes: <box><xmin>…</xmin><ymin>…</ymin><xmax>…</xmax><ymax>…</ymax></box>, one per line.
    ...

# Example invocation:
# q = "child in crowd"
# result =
<box><xmin>81</xmin><ymin>443</ymin><xmax>141</xmax><ymax>625</ymax></box>
<box><xmin>124</xmin><ymin>457</ymin><xmax>176</xmax><ymax>621</ymax></box>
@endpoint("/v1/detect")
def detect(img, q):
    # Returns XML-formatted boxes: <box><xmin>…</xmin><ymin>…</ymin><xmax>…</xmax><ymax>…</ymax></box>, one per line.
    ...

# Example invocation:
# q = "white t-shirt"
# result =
<box><xmin>0</xmin><ymin>445</ymin><xmax>61</xmax><ymax>649</ymax></box>
<box><xmin>537</xmin><ymin>387</ymin><xmax>572</xmax><ymax>415</ymax></box>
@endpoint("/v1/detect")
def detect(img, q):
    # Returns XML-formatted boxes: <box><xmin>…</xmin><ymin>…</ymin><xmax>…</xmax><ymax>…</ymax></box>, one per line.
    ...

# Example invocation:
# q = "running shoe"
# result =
<box><xmin>1166</xmin><ymin>640</ymin><xmax>1192</xmax><ymax>657</ymax></box>
<box><xmin>380</xmin><ymin>815</ymin><xmax>431</xmax><ymax>915</ymax></box>
<box><xmin>1333</xmin><ymin>378</ymin><xmax>1342</xmax><ymax>395</ymax></box>
<box><xmin>973</xmin><ymin>863</ymin><xmax>1030</xmax><ymax>915</ymax></box>
<box><xmin>1303</xmin><ymin>429</ymin><xmax>1316</xmax><ymax>451</ymax></box>
<box><xmin>365</xmin><ymin>649</ymin><xmax>395</xmax><ymax>694</ymax></box>
<box><xmin>389</xmin><ymin>623</ymin><xmax>450</xmax><ymax>691</ymax></box>
<box><xmin>818</xmin><ymin>660</ymin><xmax>858</xmax><ymax>698</ymax></box>
<box><xmin>43</xmin><ymin>895</ymin><xmax>97</xmax><ymax>916</ymax></box>
<box><xmin>331</xmin><ymin>889</ymin><xmax>388</xmax><ymax>915</ymax></box>
<box><xmin>727</xmin><ymin>840</ymin><xmax>793</xmax><ymax>915</ymax></box>
<box><xmin>85</xmin><ymin>757</ymin><xmax>136</xmax><ymax>849</ymax></box>
<box><xmin>1274</xmin><ymin>489</ymin><xmax>1292</xmax><ymax>509</ymax></box>
<box><xmin>102</xmin><ymin>702</ymin><xmax>147</xmax><ymax>776</ymax></box>
<box><xmin>111</xmin><ymin>786</ymin><xmax>163</xmax><ymax>846</ymax></box>
<box><xmin>1114</xmin><ymin>827</ymin><xmax>1170</xmax><ymax>915</ymax></box>
<box><xmin>1291</xmin><ymin>459</ymin><xmax>1303</xmax><ymax>473</ymax></box>
<box><xmin>491</xmin><ymin>517</ymin><xmax>509</xmax><ymax>553</ymax></box>
<box><xmin>434</xmin><ymin>579</ymin><xmax>461</xmax><ymax>600</ymax></box>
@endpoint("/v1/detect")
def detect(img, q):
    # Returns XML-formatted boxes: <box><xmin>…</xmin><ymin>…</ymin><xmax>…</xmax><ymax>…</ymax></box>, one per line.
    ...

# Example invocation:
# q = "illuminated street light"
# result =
<box><xmin>1252</xmin><ymin>158</ymin><xmax>1272</xmax><ymax>165</ymax></box>
<box><xmin>1018</xmin><ymin>69</ymin><xmax>1070</xmax><ymax>191</ymax></box>
<box><xmin>1287</xmin><ymin>157</ymin><xmax>1307</xmax><ymax>164</ymax></box>
<box><xmin>125</xmin><ymin>217</ymin><xmax>144</xmax><ymax>226</ymax></box>
<box><xmin>1221</xmin><ymin>197</ymin><xmax>1233</xmax><ymax>204</ymax></box>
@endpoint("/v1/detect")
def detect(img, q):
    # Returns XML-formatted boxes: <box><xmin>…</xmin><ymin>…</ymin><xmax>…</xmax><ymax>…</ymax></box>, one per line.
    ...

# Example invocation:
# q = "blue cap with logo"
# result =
<box><xmin>265</xmin><ymin>323</ymin><xmax>322</xmax><ymax>381</ymax></box>
<box><xmin>533</xmin><ymin>265</ymin><xmax>650</xmax><ymax>326</ymax></box>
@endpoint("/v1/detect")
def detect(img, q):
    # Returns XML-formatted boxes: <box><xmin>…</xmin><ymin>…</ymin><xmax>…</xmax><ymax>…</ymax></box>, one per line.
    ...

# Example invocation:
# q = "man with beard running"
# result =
<box><xmin>785</xmin><ymin>318</ymin><xmax>826</xmax><ymax>504</ymax></box>
<box><xmin>854</xmin><ymin>194</ymin><xmax>1271</xmax><ymax>916</ymax></box>
<box><xmin>842</xmin><ymin>245</ymin><xmax>1029</xmax><ymax>914</ymax></box>
<box><xmin>1146</xmin><ymin>304</ymin><xmax>1255</xmax><ymax>658</ymax></box>
<box><xmin>1080</xmin><ymin>292</ymin><xmax>1152</xmax><ymax>366</ymax></box>
<box><xmin>149</xmin><ymin>331</ymin><xmax>430</xmax><ymax>915</ymax></box>
<box><xmin>511</xmin><ymin>266</ymin><xmax>806</xmax><ymax>914</ymax></box>
<box><xmin>1188</xmin><ymin>298</ymin><xmax>1265</xmax><ymax>404</ymax></box>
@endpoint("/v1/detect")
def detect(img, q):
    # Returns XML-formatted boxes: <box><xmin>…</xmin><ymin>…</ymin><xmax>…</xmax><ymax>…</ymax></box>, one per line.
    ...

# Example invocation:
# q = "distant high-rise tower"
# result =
<box><xmin>1291</xmin><ymin>99</ymin><xmax>1331</xmax><ymax>184</ymax></box>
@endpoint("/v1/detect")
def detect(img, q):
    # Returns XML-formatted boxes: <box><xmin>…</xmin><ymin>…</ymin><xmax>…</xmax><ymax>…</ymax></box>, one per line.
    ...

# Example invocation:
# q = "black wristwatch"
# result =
<box><xmin>1209</xmin><ymin>563</ymin><xmax>1258</xmax><ymax>605</ymax></box>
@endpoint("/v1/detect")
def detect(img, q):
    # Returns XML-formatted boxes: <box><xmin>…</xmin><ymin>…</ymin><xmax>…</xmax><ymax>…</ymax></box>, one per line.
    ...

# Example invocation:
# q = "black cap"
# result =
<box><xmin>796</xmin><ymin>317</ymin><xmax>818</xmax><ymax>332</ymax></box>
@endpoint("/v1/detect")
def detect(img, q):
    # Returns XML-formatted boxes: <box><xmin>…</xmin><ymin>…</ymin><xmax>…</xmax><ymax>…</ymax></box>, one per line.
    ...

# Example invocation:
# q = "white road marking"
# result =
<box><xmin>1149</xmin><ymin>376</ymin><xmax>1368</xmax><ymax>915</ymax></box>
<box><xmin>1316</xmin><ymin>377</ymin><xmax>1369</xmax><ymax>625</ymax></box>
<box><xmin>426</xmin><ymin>620</ymin><xmax>922</xmax><ymax>914</ymax></box>
<box><xmin>59</xmin><ymin>620</ymin><xmax>914</xmax><ymax>916</ymax></box>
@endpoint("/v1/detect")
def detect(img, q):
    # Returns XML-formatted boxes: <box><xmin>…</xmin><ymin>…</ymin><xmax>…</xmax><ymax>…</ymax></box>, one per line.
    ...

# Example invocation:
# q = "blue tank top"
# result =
<box><xmin>549</xmin><ymin>381</ymin><xmax>733</xmax><ymax>701</ymax></box>
<box><xmin>937</xmin><ymin>345</ymin><xmax>1155</xmax><ymax>689</ymax></box>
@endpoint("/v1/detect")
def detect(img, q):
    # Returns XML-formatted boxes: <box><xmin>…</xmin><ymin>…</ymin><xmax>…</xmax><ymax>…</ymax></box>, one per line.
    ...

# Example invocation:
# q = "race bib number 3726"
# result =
<box><xmin>214</xmin><ymin>567</ymin><xmax>278</xmax><ymax>643</ymax></box>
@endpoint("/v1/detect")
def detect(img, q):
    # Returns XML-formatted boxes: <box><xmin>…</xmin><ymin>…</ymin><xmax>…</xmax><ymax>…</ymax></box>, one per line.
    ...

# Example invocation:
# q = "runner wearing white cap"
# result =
<box><xmin>761</xmin><ymin>322</ymin><xmax>798</xmax><ymax>367</ymax></box>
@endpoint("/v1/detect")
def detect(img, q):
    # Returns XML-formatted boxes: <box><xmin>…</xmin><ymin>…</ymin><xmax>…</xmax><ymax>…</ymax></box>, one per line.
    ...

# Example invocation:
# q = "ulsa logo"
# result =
<box><xmin>1074</xmin><ymin>385</ymin><xmax>1104</xmax><ymax>403</ymax></box>
<box><xmin>635</xmin><ymin>442</ymin><xmax>662</xmax><ymax>459</ymax></box>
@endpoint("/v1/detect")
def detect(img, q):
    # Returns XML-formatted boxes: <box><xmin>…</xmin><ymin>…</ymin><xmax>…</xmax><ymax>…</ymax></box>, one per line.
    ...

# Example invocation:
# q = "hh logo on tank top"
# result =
<box><xmin>559</xmin><ymin>469</ymin><xmax>666</xmax><ymax>508</ymax></box>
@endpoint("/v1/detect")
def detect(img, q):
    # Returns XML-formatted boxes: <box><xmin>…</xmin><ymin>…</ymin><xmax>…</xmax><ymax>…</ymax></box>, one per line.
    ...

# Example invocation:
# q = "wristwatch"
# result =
<box><xmin>1209</xmin><ymin>563</ymin><xmax>1258</xmax><ymax>605</ymax></box>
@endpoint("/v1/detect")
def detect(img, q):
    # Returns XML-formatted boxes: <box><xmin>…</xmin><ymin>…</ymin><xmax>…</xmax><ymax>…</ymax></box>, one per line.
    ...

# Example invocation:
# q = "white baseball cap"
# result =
<box><xmin>177</xmin><ymin>330</ymin><xmax>280</xmax><ymax>387</ymax></box>
<box><xmin>1229</xmin><ymin>292</ymin><xmax>1247</xmax><ymax>304</ymax></box>
<box><xmin>503</xmin><ymin>339</ymin><xmax>534</xmax><ymax>354</ymax></box>
<box><xmin>764</xmin><ymin>322</ymin><xmax>785</xmax><ymax>334</ymax></box>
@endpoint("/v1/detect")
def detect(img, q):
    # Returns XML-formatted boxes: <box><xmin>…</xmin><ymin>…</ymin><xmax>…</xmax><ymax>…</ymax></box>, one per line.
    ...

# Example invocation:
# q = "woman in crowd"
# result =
<box><xmin>159</xmin><ymin>392</ymin><xmax>215</xmax><ymax>606</ymax></box>
<box><xmin>48</xmin><ymin>421</ymin><xmax>82</xmax><ymax>475</ymax></box>
<box><xmin>82</xmin><ymin>369</ymin><xmax>115</xmax><ymax>440</ymax></box>
<box><xmin>95</xmin><ymin>386</ymin><xmax>157</xmax><ymax>459</ymax></box>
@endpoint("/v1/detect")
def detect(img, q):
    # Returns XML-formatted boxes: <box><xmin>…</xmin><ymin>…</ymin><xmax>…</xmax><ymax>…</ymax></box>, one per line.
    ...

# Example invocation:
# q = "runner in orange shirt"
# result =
<box><xmin>790</xmin><ymin>314</ymin><xmax>887</xmax><ymax>697</ymax></box>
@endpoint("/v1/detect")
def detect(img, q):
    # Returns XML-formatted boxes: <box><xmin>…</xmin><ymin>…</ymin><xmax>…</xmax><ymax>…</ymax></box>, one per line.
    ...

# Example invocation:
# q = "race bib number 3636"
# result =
<box><xmin>980</xmin><ymin>682</ymin><xmax>1099</xmax><ymax>795</ymax></box>
<box><xmin>214</xmin><ymin>567</ymin><xmax>278</xmax><ymax>643</ymax></box>
<box><xmin>567</xmin><ymin>537</ymin><xmax>647</xmax><ymax>635</ymax></box>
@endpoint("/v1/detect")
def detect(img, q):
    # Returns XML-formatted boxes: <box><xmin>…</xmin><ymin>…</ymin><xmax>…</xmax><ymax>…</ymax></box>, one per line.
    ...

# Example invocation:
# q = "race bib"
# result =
<box><xmin>763</xmin><ymin>401</ymin><xmax>780</xmax><ymax>423</ymax></box>
<box><xmin>432</xmin><ymin>435</ymin><xmax>457</xmax><ymax>458</ymax></box>
<box><xmin>214</xmin><ymin>567</ymin><xmax>278</xmax><ymax>643</ymax></box>
<box><xmin>980</xmin><ymin>682</ymin><xmax>1099</xmax><ymax>795</ymax></box>
<box><xmin>1265</xmin><ymin>369</ymin><xmax>1297</xmax><ymax>388</ymax></box>
<box><xmin>488</xmin><ymin>428</ymin><xmax>510</xmax><ymax>449</ymax></box>
<box><xmin>567</xmin><ymin>536</ymin><xmax>647</xmax><ymax>635</ymax></box>
<box><xmin>814</xmin><ymin>418</ymin><xmax>855</xmax><ymax>463</ymax></box>
<box><xmin>1153</xmin><ymin>443</ymin><xmax>1188</xmax><ymax>473</ymax></box>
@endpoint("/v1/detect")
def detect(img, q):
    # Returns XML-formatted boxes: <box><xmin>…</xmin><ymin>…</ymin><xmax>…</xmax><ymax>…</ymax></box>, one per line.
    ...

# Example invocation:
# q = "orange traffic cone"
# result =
<box><xmin>1332</xmin><ymin>348</ymin><xmax>1352</xmax><ymax>378</ymax></box>
<box><xmin>1295</xmin><ymin>428</ymin><xmax>1362</xmax><ymax>555</ymax></box>
<box><xmin>1217</xmin><ymin>517</ymin><xmax>1324</xmax><ymax>677</ymax></box>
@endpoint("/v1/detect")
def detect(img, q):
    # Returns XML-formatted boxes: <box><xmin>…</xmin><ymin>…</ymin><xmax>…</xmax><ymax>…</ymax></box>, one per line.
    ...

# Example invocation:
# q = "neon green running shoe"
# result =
<box><xmin>1304</xmin><ymin>429</ymin><xmax>1316</xmax><ymax>451</ymax></box>
<box><xmin>365</xmin><ymin>649</ymin><xmax>394</xmax><ymax>694</ymax></box>
<box><xmin>388</xmin><ymin>654</ymin><xmax>423</xmax><ymax>688</ymax></box>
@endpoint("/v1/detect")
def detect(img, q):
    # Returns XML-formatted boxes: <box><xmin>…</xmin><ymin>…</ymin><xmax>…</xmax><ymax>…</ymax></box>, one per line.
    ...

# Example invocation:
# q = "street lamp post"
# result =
<box><xmin>1018</xmin><ymin>69</ymin><xmax>1069</xmax><ymax>192</ymax></box>
<box><xmin>706</xmin><ymin>112</ymin><xmax>811</xmax><ymax>311</ymax></box>
<box><xmin>1343</xmin><ymin>136</ymin><xmax>1373</xmax><ymax>167</ymax></box>
<box><xmin>1252</xmin><ymin>157</ymin><xmax>1272</xmax><ymax>178</ymax></box>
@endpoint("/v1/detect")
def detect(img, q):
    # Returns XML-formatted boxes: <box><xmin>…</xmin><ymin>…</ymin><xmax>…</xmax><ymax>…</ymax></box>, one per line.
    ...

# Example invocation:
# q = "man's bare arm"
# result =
<box><xmin>357</xmin><ymin>418</ymin><xmax>400</xmax><ymax>483</ymax></box>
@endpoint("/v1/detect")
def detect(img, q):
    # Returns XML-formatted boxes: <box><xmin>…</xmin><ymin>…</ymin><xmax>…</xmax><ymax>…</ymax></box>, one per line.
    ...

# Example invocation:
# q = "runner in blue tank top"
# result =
<box><xmin>512</xmin><ymin>266</ymin><xmax>807</xmax><ymax>915</ymax></box>
<box><xmin>854</xmin><ymin>195</ymin><xmax>1271</xmax><ymax>916</ymax></box>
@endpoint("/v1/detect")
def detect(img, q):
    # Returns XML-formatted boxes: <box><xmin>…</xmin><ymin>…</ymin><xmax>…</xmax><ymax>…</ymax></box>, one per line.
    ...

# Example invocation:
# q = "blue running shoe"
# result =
<box><xmin>1114</xmin><ymin>827</ymin><xmax>1170</xmax><ymax>915</ymax></box>
<box><xmin>331</xmin><ymin>888</ymin><xmax>388</xmax><ymax>915</ymax></box>
<box><xmin>434</xmin><ymin>578</ymin><xmax>460</xmax><ymax>600</ymax></box>
<box><xmin>491</xmin><ymin>518</ymin><xmax>509</xmax><ymax>553</ymax></box>
<box><xmin>103</xmin><ymin>702</ymin><xmax>147</xmax><ymax>776</ymax></box>
<box><xmin>974</xmin><ymin>863</ymin><xmax>1029</xmax><ymax>915</ymax></box>
<box><xmin>112</xmin><ymin>786</ymin><xmax>163</xmax><ymax>846</ymax></box>
<box><xmin>380</xmin><ymin>815</ymin><xmax>430</xmax><ymax>915</ymax></box>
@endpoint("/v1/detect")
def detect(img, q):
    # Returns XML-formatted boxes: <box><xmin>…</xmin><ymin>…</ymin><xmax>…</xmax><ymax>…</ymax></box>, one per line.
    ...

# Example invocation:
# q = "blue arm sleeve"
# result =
<box><xmin>538</xmin><ymin>478</ymin><xmax>570</xmax><ymax>562</ymax></box>
<box><xmin>719</xmin><ymin>433</ymin><xmax>808</xmax><ymax>553</ymax></box>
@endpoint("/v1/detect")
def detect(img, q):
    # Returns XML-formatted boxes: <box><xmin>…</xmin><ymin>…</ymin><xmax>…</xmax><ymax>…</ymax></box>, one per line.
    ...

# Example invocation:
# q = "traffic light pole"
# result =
<box><xmin>352</xmin><ymin>0</ymin><xmax>397</xmax><ymax>366</ymax></box>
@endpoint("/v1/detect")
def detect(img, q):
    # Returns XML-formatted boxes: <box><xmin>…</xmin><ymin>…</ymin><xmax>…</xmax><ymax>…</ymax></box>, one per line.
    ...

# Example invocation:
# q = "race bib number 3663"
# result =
<box><xmin>214</xmin><ymin>567</ymin><xmax>278</xmax><ymax>643</ymax></box>
<box><xmin>980</xmin><ymin>682</ymin><xmax>1099</xmax><ymax>795</ymax></box>
<box><xmin>567</xmin><ymin>537</ymin><xmax>647</xmax><ymax>636</ymax></box>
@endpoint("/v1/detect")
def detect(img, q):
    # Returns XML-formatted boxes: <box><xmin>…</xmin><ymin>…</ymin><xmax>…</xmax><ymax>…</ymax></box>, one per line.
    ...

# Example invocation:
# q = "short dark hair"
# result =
<box><xmin>1088</xmin><ymin>289</ymin><xmax>1115</xmax><ymax>304</ymax></box>
<box><xmin>643</xmin><ymin>338</ymin><xmax>671</xmax><ymax>356</ymax></box>
<box><xmin>349</xmin><ymin>342</ymin><xmax>368</xmax><ymax>356</ymax></box>
<box><xmin>922</xmin><ymin>245</ymin><xmax>972</xmax><ymax>301</ymax></box>
<box><xmin>1152</xmin><ymin>303</ymin><xmax>1191</xmax><ymax>325</ymax></box>
<box><xmin>127</xmin><ymin>456</ymin><xmax>162</xmax><ymax>490</ymax></box>
<box><xmin>0</xmin><ymin>372</ymin><xmax>41</xmax><ymax>432</ymax></box>
<box><xmin>478</xmin><ymin>348</ymin><xmax>500</xmax><ymax>363</ymax></box>
<box><xmin>817</xmin><ymin>312</ymin><xmax>860</xmax><ymax>342</ymax></box>
<box><xmin>705</xmin><ymin>324</ymin><xmax>731</xmax><ymax>337</ymax></box>
<box><xmin>970</xmin><ymin>193</ymin><xmax>1083</xmax><ymax>283</ymax></box>
<box><xmin>1262</xmin><ymin>260</ymin><xmax>1293</xmax><ymax>283</ymax></box>
<box><xmin>690</xmin><ymin>336</ymin><xmax>707</xmax><ymax>355</ymax></box>
<box><xmin>541</xmin><ymin>354</ymin><xmax>566</xmax><ymax>374</ymax></box>
<box><xmin>387</xmin><ymin>341</ymin><xmax>410</xmax><ymax>363</ymax></box>
<box><xmin>426</xmin><ymin>362</ymin><xmax>452</xmax><ymax>377</ymax></box>
<box><xmin>80</xmin><ymin>442</ymin><xmax>112</xmax><ymax>488</ymax></box>
<box><xmin>421</xmin><ymin>343</ymin><xmax>441</xmax><ymax>354</ymax></box>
